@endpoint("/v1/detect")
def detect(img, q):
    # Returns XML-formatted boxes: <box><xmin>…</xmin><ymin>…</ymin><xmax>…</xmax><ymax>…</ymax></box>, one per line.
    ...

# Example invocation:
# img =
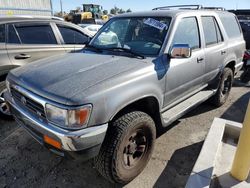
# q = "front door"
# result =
<box><xmin>6</xmin><ymin>22</ymin><xmax>66</xmax><ymax>67</ymax></box>
<box><xmin>164</xmin><ymin>17</ymin><xmax>205</xmax><ymax>107</ymax></box>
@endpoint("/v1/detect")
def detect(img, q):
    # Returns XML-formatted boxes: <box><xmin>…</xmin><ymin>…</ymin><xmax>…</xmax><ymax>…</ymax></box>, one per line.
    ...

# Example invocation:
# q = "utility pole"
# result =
<box><xmin>236</xmin><ymin>0</ymin><xmax>239</xmax><ymax>10</ymax></box>
<box><xmin>60</xmin><ymin>0</ymin><xmax>63</xmax><ymax>17</ymax></box>
<box><xmin>50</xmin><ymin>0</ymin><xmax>53</xmax><ymax>16</ymax></box>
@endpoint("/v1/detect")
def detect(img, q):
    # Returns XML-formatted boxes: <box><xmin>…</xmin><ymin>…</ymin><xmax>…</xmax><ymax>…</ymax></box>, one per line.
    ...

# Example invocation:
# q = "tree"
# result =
<box><xmin>103</xmin><ymin>10</ymin><xmax>108</xmax><ymax>15</ymax></box>
<box><xmin>126</xmin><ymin>9</ymin><xmax>132</xmax><ymax>13</ymax></box>
<box><xmin>118</xmin><ymin>9</ymin><xmax>125</xmax><ymax>14</ymax></box>
<box><xmin>110</xmin><ymin>8</ymin><xmax>116</xmax><ymax>15</ymax></box>
<box><xmin>114</xmin><ymin>6</ymin><xmax>119</xmax><ymax>13</ymax></box>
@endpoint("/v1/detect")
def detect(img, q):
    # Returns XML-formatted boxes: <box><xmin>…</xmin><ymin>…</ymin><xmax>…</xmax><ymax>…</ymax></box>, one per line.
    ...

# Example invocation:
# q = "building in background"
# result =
<box><xmin>0</xmin><ymin>0</ymin><xmax>53</xmax><ymax>16</ymax></box>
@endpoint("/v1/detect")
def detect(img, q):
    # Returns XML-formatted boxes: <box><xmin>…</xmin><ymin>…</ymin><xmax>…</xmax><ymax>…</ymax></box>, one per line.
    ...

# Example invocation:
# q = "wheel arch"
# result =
<box><xmin>207</xmin><ymin>59</ymin><xmax>236</xmax><ymax>90</ymax></box>
<box><xmin>225</xmin><ymin>60</ymin><xmax>236</xmax><ymax>75</ymax></box>
<box><xmin>110</xmin><ymin>96</ymin><xmax>163</xmax><ymax>130</ymax></box>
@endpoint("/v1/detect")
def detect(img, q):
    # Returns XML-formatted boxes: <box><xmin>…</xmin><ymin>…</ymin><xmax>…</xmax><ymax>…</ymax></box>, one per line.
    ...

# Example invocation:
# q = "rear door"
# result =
<box><xmin>6</xmin><ymin>22</ymin><xmax>66</xmax><ymax>67</ymax></box>
<box><xmin>164</xmin><ymin>16</ymin><xmax>205</xmax><ymax>106</ymax></box>
<box><xmin>200</xmin><ymin>16</ymin><xmax>226</xmax><ymax>83</ymax></box>
<box><xmin>55</xmin><ymin>23</ymin><xmax>89</xmax><ymax>52</ymax></box>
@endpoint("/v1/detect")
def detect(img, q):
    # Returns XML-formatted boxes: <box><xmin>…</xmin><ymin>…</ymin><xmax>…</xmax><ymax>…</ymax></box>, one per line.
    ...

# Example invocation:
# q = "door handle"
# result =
<box><xmin>15</xmin><ymin>54</ymin><xmax>31</xmax><ymax>60</ymax></box>
<box><xmin>197</xmin><ymin>57</ymin><xmax>204</xmax><ymax>63</ymax></box>
<box><xmin>221</xmin><ymin>51</ymin><xmax>226</xmax><ymax>55</ymax></box>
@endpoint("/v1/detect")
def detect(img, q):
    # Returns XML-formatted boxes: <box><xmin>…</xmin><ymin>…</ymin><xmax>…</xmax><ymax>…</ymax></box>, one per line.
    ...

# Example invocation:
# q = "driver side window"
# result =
<box><xmin>172</xmin><ymin>17</ymin><xmax>200</xmax><ymax>50</ymax></box>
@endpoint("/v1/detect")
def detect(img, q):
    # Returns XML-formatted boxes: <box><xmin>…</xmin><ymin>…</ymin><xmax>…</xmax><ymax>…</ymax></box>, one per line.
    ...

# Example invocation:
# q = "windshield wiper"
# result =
<box><xmin>84</xmin><ymin>44</ymin><xmax>103</xmax><ymax>53</ymax></box>
<box><xmin>105</xmin><ymin>47</ymin><xmax>145</xmax><ymax>59</ymax></box>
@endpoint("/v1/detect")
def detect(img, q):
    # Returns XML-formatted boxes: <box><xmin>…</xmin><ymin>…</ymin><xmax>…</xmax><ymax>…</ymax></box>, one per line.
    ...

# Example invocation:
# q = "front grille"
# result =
<box><xmin>11</xmin><ymin>88</ymin><xmax>46</xmax><ymax>119</ymax></box>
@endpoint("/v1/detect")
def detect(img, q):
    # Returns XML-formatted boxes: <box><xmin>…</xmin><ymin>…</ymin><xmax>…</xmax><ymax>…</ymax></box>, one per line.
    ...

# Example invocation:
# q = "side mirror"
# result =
<box><xmin>170</xmin><ymin>44</ymin><xmax>191</xmax><ymax>58</ymax></box>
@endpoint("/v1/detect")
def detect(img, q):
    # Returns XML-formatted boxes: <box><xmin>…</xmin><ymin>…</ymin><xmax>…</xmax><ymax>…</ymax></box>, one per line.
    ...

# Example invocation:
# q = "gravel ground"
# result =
<box><xmin>0</xmin><ymin>79</ymin><xmax>249</xmax><ymax>188</ymax></box>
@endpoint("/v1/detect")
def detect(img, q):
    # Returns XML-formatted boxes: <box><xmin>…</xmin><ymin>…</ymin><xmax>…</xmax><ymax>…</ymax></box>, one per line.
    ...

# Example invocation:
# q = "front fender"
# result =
<box><xmin>85</xmin><ymin>66</ymin><xmax>166</xmax><ymax>126</ymax></box>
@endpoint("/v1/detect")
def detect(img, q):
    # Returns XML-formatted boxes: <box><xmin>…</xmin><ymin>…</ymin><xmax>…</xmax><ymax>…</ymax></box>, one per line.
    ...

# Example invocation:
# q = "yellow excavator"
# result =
<box><xmin>71</xmin><ymin>4</ymin><xmax>108</xmax><ymax>24</ymax></box>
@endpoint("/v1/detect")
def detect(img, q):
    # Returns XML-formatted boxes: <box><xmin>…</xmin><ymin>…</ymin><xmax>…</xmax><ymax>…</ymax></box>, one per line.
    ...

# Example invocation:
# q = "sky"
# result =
<box><xmin>52</xmin><ymin>0</ymin><xmax>250</xmax><ymax>13</ymax></box>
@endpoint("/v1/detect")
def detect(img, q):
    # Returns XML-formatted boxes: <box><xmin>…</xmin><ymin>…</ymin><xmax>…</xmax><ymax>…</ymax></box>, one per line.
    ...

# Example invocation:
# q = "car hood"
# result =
<box><xmin>9</xmin><ymin>53</ymin><xmax>148</xmax><ymax>105</ymax></box>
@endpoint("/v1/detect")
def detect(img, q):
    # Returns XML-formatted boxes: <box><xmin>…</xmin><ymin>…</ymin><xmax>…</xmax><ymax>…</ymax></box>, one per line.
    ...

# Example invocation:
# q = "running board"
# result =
<box><xmin>161</xmin><ymin>90</ymin><xmax>216</xmax><ymax>127</ymax></box>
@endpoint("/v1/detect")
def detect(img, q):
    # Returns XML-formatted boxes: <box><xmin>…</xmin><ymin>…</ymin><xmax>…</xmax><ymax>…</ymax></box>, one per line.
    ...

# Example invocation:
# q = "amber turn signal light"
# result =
<box><xmin>43</xmin><ymin>135</ymin><xmax>62</xmax><ymax>149</ymax></box>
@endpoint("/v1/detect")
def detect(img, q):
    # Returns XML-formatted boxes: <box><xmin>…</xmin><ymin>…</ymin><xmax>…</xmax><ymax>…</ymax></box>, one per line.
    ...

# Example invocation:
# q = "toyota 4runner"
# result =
<box><xmin>4</xmin><ymin>6</ymin><xmax>245</xmax><ymax>184</ymax></box>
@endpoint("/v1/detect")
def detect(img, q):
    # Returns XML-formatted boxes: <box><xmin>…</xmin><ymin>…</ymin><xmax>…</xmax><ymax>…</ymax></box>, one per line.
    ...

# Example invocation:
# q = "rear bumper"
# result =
<box><xmin>4</xmin><ymin>91</ymin><xmax>108</xmax><ymax>159</ymax></box>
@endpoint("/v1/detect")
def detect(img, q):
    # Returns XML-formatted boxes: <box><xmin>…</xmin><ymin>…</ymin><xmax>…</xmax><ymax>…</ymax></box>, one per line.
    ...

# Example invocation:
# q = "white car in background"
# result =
<box><xmin>79</xmin><ymin>24</ymin><xmax>102</xmax><ymax>37</ymax></box>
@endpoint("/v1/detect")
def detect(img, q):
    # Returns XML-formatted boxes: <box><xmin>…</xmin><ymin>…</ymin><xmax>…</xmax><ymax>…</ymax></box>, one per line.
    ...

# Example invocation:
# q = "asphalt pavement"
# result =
<box><xmin>0</xmin><ymin>79</ymin><xmax>249</xmax><ymax>188</ymax></box>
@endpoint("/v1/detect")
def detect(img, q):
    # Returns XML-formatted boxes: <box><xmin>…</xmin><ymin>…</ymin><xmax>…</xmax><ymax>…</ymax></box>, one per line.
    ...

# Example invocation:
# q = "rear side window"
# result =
<box><xmin>8</xmin><ymin>24</ymin><xmax>21</xmax><ymax>44</ymax></box>
<box><xmin>214</xmin><ymin>19</ymin><xmax>223</xmax><ymax>43</ymax></box>
<box><xmin>201</xmin><ymin>16</ymin><xmax>223</xmax><ymax>46</ymax></box>
<box><xmin>0</xmin><ymin>24</ymin><xmax>5</xmax><ymax>43</ymax></box>
<box><xmin>219</xmin><ymin>14</ymin><xmax>241</xmax><ymax>38</ymax></box>
<box><xmin>57</xmin><ymin>25</ymin><xmax>88</xmax><ymax>44</ymax></box>
<box><xmin>172</xmin><ymin>17</ymin><xmax>200</xmax><ymax>50</ymax></box>
<box><xmin>14</xmin><ymin>24</ymin><xmax>57</xmax><ymax>44</ymax></box>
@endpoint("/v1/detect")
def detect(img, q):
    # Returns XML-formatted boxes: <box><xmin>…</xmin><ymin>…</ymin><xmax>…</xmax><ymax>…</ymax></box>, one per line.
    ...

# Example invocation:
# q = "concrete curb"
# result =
<box><xmin>185</xmin><ymin>118</ymin><xmax>242</xmax><ymax>188</ymax></box>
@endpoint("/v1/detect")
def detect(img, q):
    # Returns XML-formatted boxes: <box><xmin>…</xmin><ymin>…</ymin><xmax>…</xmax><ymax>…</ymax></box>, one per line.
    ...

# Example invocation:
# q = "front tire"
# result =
<box><xmin>210</xmin><ymin>67</ymin><xmax>233</xmax><ymax>107</ymax></box>
<box><xmin>94</xmin><ymin>111</ymin><xmax>156</xmax><ymax>184</ymax></box>
<box><xmin>0</xmin><ymin>81</ymin><xmax>12</xmax><ymax>119</ymax></box>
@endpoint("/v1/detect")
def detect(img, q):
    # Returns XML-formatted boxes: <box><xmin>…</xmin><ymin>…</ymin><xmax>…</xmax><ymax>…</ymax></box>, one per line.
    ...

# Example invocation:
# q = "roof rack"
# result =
<box><xmin>152</xmin><ymin>5</ymin><xmax>225</xmax><ymax>11</ymax></box>
<box><xmin>202</xmin><ymin>7</ymin><xmax>226</xmax><ymax>11</ymax></box>
<box><xmin>153</xmin><ymin>5</ymin><xmax>202</xmax><ymax>10</ymax></box>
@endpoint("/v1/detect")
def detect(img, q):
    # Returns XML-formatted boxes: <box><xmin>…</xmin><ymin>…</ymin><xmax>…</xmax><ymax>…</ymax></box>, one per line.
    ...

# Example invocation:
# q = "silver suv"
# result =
<box><xmin>4</xmin><ymin>6</ymin><xmax>245</xmax><ymax>184</ymax></box>
<box><xmin>0</xmin><ymin>16</ymin><xmax>91</xmax><ymax>117</ymax></box>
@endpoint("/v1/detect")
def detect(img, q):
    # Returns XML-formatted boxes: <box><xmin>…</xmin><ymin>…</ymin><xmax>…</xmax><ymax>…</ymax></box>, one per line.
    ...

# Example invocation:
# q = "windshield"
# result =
<box><xmin>90</xmin><ymin>17</ymin><xmax>171</xmax><ymax>56</ymax></box>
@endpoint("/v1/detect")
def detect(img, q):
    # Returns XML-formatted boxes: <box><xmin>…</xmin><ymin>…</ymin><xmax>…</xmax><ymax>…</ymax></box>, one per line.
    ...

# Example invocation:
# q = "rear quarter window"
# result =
<box><xmin>219</xmin><ymin>14</ymin><xmax>241</xmax><ymax>38</ymax></box>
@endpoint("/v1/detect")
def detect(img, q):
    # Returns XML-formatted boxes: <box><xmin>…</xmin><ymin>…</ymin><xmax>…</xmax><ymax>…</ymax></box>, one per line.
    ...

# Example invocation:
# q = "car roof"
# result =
<box><xmin>0</xmin><ymin>16</ymin><xmax>64</xmax><ymax>24</ymax></box>
<box><xmin>114</xmin><ymin>9</ymin><xmax>234</xmax><ymax>18</ymax></box>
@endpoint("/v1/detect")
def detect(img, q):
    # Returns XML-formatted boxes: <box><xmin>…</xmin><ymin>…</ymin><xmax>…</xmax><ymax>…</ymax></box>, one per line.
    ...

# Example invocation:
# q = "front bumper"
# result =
<box><xmin>4</xmin><ymin>91</ymin><xmax>108</xmax><ymax>159</ymax></box>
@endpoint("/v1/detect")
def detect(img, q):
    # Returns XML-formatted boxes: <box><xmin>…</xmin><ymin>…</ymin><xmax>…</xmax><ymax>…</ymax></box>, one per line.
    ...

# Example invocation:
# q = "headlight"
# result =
<box><xmin>45</xmin><ymin>104</ymin><xmax>92</xmax><ymax>129</ymax></box>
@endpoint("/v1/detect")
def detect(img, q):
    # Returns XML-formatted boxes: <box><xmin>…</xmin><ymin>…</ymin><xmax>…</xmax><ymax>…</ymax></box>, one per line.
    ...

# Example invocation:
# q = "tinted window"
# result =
<box><xmin>0</xmin><ymin>24</ymin><xmax>5</xmax><ymax>43</ymax></box>
<box><xmin>58</xmin><ymin>25</ymin><xmax>88</xmax><ymax>44</ymax></box>
<box><xmin>172</xmin><ymin>17</ymin><xmax>200</xmax><ymax>50</ymax></box>
<box><xmin>201</xmin><ymin>17</ymin><xmax>223</xmax><ymax>46</ymax></box>
<box><xmin>15</xmin><ymin>25</ymin><xmax>57</xmax><ymax>44</ymax></box>
<box><xmin>214</xmin><ymin>19</ymin><xmax>223</xmax><ymax>43</ymax></box>
<box><xmin>219</xmin><ymin>14</ymin><xmax>241</xmax><ymax>38</ymax></box>
<box><xmin>8</xmin><ymin>24</ymin><xmax>21</xmax><ymax>44</ymax></box>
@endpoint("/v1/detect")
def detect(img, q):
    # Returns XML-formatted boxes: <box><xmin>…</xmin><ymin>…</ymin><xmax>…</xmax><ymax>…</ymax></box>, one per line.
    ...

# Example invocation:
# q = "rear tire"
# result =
<box><xmin>210</xmin><ymin>68</ymin><xmax>233</xmax><ymax>107</ymax></box>
<box><xmin>94</xmin><ymin>111</ymin><xmax>156</xmax><ymax>184</ymax></box>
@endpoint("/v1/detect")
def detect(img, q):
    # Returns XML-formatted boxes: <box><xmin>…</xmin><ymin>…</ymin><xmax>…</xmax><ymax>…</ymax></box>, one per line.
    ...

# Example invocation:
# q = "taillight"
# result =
<box><xmin>244</xmin><ymin>51</ymin><xmax>250</xmax><ymax>60</ymax></box>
